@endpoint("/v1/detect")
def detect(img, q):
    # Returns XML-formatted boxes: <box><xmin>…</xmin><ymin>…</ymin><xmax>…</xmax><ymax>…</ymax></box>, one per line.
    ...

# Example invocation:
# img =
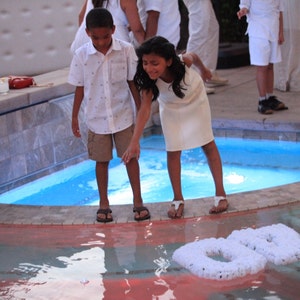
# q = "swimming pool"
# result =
<box><xmin>1</xmin><ymin>204</ymin><xmax>300</xmax><ymax>299</ymax></box>
<box><xmin>1</xmin><ymin>135</ymin><xmax>300</xmax><ymax>206</ymax></box>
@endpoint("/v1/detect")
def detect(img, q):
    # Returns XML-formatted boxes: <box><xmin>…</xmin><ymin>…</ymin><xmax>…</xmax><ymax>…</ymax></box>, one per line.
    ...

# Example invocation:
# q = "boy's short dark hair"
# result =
<box><xmin>86</xmin><ymin>8</ymin><xmax>114</xmax><ymax>30</ymax></box>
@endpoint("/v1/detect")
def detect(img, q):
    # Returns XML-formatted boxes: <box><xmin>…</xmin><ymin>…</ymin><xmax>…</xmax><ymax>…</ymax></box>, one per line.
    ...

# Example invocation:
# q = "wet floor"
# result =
<box><xmin>1</xmin><ymin>203</ymin><xmax>300</xmax><ymax>300</ymax></box>
<box><xmin>1</xmin><ymin>65</ymin><xmax>299</xmax><ymax>299</ymax></box>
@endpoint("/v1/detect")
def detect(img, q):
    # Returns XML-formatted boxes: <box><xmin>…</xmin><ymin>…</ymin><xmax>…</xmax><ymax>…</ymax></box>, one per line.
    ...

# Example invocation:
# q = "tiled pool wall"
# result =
<box><xmin>212</xmin><ymin>120</ymin><xmax>300</xmax><ymax>141</ymax></box>
<box><xmin>0</xmin><ymin>94</ymin><xmax>87</xmax><ymax>193</ymax></box>
<box><xmin>1</xmin><ymin>92</ymin><xmax>299</xmax><ymax>194</ymax></box>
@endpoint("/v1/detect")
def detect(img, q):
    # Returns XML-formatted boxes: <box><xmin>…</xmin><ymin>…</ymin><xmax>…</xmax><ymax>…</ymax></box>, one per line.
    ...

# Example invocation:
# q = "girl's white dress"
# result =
<box><xmin>156</xmin><ymin>65</ymin><xmax>214</xmax><ymax>151</ymax></box>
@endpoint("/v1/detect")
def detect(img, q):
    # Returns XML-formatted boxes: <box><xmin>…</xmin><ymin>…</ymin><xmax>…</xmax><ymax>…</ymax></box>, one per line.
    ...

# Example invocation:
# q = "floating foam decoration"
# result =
<box><xmin>227</xmin><ymin>223</ymin><xmax>300</xmax><ymax>265</ymax></box>
<box><xmin>172</xmin><ymin>237</ymin><xmax>267</xmax><ymax>280</ymax></box>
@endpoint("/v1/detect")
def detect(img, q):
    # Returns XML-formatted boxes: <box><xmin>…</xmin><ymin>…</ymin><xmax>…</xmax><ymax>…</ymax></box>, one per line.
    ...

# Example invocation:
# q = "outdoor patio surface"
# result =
<box><xmin>0</xmin><ymin>65</ymin><xmax>299</xmax><ymax>225</ymax></box>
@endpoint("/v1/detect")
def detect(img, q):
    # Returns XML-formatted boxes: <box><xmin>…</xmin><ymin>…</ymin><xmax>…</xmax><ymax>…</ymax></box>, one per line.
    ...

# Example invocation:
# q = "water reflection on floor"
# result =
<box><xmin>0</xmin><ymin>203</ymin><xmax>300</xmax><ymax>299</ymax></box>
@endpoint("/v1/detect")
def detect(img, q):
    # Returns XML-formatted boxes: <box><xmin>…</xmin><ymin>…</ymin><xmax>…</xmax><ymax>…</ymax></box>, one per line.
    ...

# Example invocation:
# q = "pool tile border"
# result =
<box><xmin>0</xmin><ymin>182</ymin><xmax>299</xmax><ymax>225</ymax></box>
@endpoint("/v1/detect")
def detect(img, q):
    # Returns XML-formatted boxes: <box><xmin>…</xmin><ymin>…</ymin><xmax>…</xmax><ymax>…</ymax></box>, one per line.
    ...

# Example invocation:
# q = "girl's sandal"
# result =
<box><xmin>209</xmin><ymin>196</ymin><xmax>229</xmax><ymax>214</ymax></box>
<box><xmin>168</xmin><ymin>200</ymin><xmax>184</xmax><ymax>219</ymax></box>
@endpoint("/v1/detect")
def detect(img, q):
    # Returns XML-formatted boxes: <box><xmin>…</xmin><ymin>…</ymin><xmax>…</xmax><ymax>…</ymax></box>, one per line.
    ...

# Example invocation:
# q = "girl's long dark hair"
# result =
<box><xmin>134</xmin><ymin>36</ymin><xmax>186</xmax><ymax>101</ymax></box>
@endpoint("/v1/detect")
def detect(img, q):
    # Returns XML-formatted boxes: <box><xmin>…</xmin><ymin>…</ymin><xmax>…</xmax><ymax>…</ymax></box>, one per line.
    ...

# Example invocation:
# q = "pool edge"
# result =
<box><xmin>0</xmin><ymin>181</ymin><xmax>299</xmax><ymax>225</ymax></box>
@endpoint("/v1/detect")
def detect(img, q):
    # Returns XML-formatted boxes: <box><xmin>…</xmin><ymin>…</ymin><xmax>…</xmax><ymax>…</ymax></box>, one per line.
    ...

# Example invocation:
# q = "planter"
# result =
<box><xmin>217</xmin><ymin>42</ymin><xmax>250</xmax><ymax>69</ymax></box>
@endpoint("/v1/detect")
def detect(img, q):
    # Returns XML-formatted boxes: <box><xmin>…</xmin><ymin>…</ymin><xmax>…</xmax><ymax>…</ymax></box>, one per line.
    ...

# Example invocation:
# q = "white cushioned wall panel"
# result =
<box><xmin>0</xmin><ymin>0</ymin><xmax>82</xmax><ymax>77</ymax></box>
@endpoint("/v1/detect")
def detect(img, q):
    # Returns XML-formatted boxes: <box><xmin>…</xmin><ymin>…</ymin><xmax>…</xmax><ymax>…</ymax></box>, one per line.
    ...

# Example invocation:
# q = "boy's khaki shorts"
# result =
<box><xmin>87</xmin><ymin>125</ymin><xmax>134</xmax><ymax>162</ymax></box>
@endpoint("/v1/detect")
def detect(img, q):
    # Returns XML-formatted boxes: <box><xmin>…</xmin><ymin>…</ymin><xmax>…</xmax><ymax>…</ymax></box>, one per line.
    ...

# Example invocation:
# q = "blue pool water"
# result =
<box><xmin>1</xmin><ymin>135</ymin><xmax>300</xmax><ymax>206</ymax></box>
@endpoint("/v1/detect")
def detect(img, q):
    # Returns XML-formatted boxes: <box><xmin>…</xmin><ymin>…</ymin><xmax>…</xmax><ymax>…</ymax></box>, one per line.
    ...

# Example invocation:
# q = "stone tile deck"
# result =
<box><xmin>0</xmin><ymin>66</ymin><xmax>299</xmax><ymax>225</ymax></box>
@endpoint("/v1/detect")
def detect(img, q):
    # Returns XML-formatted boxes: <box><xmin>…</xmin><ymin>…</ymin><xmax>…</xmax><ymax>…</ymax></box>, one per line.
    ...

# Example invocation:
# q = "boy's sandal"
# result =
<box><xmin>168</xmin><ymin>200</ymin><xmax>184</xmax><ymax>219</ymax></box>
<box><xmin>96</xmin><ymin>208</ymin><xmax>113</xmax><ymax>223</ymax></box>
<box><xmin>133</xmin><ymin>206</ymin><xmax>151</xmax><ymax>221</ymax></box>
<box><xmin>209</xmin><ymin>196</ymin><xmax>229</xmax><ymax>214</ymax></box>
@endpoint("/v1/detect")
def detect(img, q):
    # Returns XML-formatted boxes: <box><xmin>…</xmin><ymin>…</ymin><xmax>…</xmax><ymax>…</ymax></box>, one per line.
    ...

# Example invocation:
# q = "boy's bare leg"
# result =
<box><xmin>256</xmin><ymin>65</ymin><xmax>269</xmax><ymax>97</ymax></box>
<box><xmin>202</xmin><ymin>140</ymin><xmax>228</xmax><ymax>213</ymax></box>
<box><xmin>126</xmin><ymin>158</ymin><xmax>150</xmax><ymax>220</ymax></box>
<box><xmin>266</xmin><ymin>63</ymin><xmax>274</xmax><ymax>94</ymax></box>
<box><xmin>167</xmin><ymin>151</ymin><xmax>184</xmax><ymax>218</ymax></box>
<box><xmin>96</xmin><ymin>161</ymin><xmax>112</xmax><ymax>221</ymax></box>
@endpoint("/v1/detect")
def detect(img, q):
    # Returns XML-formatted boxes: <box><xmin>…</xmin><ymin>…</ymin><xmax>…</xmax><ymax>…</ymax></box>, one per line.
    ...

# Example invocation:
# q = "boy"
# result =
<box><xmin>237</xmin><ymin>0</ymin><xmax>288</xmax><ymax>114</ymax></box>
<box><xmin>68</xmin><ymin>8</ymin><xmax>150</xmax><ymax>222</ymax></box>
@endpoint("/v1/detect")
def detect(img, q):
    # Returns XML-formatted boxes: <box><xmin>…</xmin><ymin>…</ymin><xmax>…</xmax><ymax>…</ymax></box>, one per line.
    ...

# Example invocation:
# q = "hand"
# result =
<box><xmin>72</xmin><ymin>118</ymin><xmax>81</xmax><ymax>137</ymax></box>
<box><xmin>122</xmin><ymin>142</ymin><xmax>140</xmax><ymax>164</ymax></box>
<box><xmin>202</xmin><ymin>67</ymin><xmax>212</xmax><ymax>83</ymax></box>
<box><xmin>237</xmin><ymin>8</ymin><xmax>248</xmax><ymax>20</ymax></box>
<box><xmin>278</xmin><ymin>32</ymin><xmax>284</xmax><ymax>45</ymax></box>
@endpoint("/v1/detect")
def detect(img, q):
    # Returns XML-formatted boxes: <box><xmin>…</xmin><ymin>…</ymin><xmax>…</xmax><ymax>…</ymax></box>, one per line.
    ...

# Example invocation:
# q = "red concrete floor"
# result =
<box><xmin>0</xmin><ymin>203</ymin><xmax>300</xmax><ymax>299</ymax></box>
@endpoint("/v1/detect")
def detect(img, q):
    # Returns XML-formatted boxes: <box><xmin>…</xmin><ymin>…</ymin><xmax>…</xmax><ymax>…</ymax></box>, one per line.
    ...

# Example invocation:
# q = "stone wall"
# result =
<box><xmin>0</xmin><ymin>93</ymin><xmax>88</xmax><ymax>193</ymax></box>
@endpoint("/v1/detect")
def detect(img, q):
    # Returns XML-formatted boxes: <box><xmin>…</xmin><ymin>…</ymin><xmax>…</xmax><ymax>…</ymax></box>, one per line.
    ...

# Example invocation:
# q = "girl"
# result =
<box><xmin>122</xmin><ymin>36</ymin><xmax>228</xmax><ymax>218</ymax></box>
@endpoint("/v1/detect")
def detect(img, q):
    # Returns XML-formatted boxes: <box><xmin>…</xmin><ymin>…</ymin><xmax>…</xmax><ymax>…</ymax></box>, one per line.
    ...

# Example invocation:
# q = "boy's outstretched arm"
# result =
<box><xmin>72</xmin><ymin>86</ymin><xmax>84</xmax><ymax>138</ymax></box>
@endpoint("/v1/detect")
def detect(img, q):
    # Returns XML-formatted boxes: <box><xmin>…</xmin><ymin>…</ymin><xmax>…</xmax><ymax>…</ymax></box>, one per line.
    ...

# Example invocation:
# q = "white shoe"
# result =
<box><xmin>206</xmin><ymin>73</ymin><xmax>228</xmax><ymax>87</ymax></box>
<box><xmin>205</xmin><ymin>86</ymin><xmax>215</xmax><ymax>94</ymax></box>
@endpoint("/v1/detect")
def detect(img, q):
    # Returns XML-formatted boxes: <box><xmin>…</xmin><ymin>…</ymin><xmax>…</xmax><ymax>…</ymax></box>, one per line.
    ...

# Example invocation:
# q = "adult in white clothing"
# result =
<box><xmin>136</xmin><ymin>0</ymin><xmax>180</xmax><ymax>47</ymax></box>
<box><xmin>275</xmin><ymin>1</ymin><xmax>300</xmax><ymax>92</ymax></box>
<box><xmin>183</xmin><ymin>0</ymin><xmax>228</xmax><ymax>89</ymax></box>
<box><xmin>71</xmin><ymin>0</ymin><xmax>145</xmax><ymax>54</ymax></box>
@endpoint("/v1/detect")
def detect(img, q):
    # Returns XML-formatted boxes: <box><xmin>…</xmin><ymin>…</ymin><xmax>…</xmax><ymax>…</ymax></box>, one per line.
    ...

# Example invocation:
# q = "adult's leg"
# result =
<box><xmin>167</xmin><ymin>150</ymin><xmax>184</xmax><ymax>218</ymax></box>
<box><xmin>202</xmin><ymin>140</ymin><xmax>228</xmax><ymax>213</ymax></box>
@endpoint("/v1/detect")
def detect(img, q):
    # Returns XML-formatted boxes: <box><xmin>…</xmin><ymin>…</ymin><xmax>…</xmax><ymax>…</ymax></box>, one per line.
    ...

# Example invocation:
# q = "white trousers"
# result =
<box><xmin>183</xmin><ymin>0</ymin><xmax>219</xmax><ymax>71</ymax></box>
<box><xmin>274</xmin><ymin>0</ymin><xmax>300</xmax><ymax>91</ymax></box>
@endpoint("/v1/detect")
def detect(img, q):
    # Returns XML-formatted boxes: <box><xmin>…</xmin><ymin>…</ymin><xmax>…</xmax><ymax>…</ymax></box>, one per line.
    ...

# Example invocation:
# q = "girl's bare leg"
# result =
<box><xmin>167</xmin><ymin>150</ymin><xmax>184</xmax><ymax>218</ymax></box>
<box><xmin>202</xmin><ymin>140</ymin><xmax>228</xmax><ymax>213</ymax></box>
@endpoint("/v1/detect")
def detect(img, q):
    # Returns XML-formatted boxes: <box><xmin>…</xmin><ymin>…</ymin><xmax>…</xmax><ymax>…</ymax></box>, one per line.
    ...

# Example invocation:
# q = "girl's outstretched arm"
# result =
<box><xmin>122</xmin><ymin>89</ymin><xmax>153</xmax><ymax>163</ymax></box>
<box><xmin>182</xmin><ymin>52</ymin><xmax>212</xmax><ymax>82</ymax></box>
<box><xmin>127</xmin><ymin>80</ymin><xmax>141</xmax><ymax>110</ymax></box>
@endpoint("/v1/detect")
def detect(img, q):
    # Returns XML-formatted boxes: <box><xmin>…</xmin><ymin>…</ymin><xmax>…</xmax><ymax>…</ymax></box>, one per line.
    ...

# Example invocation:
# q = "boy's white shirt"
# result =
<box><xmin>239</xmin><ymin>0</ymin><xmax>284</xmax><ymax>41</ymax></box>
<box><xmin>68</xmin><ymin>38</ymin><xmax>137</xmax><ymax>134</ymax></box>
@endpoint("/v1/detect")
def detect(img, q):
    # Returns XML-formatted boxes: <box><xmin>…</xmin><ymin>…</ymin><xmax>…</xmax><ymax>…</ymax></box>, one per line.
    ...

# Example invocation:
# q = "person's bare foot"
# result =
<box><xmin>168</xmin><ymin>200</ymin><xmax>184</xmax><ymax>219</ymax></box>
<box><xmin>209</xmin><ymin>197</ymin><xmax>228</xmax><ymax>214</ymax></box>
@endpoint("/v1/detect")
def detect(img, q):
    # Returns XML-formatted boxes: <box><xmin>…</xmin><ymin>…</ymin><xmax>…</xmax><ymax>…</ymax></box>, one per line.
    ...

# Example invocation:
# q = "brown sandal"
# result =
<box><xmin>133</xmin><ymin>206</ymin><xmax>151</xmax><ymax>221</ymax></box>
<box><xmin>96</xmin><ymin>208</ymin><xmax>113</xmax><ymax>223</ymax></box>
